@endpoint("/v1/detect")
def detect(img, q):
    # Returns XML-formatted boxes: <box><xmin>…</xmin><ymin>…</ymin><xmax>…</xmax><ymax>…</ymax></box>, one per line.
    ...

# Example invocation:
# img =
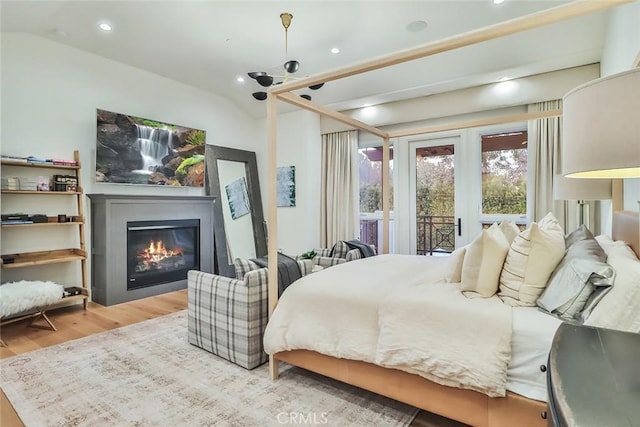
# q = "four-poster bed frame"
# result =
<box><xmin>263</xmin><ymin>1</ymin><xmax>632</xmax><ymax>426</ymax></box>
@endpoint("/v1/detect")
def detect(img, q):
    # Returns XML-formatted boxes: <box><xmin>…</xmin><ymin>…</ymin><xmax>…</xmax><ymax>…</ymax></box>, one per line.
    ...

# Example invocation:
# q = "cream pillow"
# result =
<box><xmin>461</xmin><ymin>224</ymin><xmax>510</xmax><ymax>298</ymax></box>
<box><xmin>498</xmin><ymin>213</ymin><xmax>565</xmax><ymax>306</ymax></box>
<box><xmin>498</xmin><ymin>220</ymin><xmax>520</xmax><ymax>245</ymax></box>
<box><xmin>444</xmin><ymin>246</ymin><xmax>466</xmax><ymax>283</ymax></box>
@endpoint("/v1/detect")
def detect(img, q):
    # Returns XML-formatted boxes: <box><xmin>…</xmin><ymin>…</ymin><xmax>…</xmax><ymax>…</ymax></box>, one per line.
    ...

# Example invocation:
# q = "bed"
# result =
<box><xmin>260</xmin><ymin>1</ymin><xmax>636</xmax><ymax>426</ymax></box>
<box><xmin>264</xmin><ymin>211</ymin><xmax>640</xmax><ymax>426</ymax></box>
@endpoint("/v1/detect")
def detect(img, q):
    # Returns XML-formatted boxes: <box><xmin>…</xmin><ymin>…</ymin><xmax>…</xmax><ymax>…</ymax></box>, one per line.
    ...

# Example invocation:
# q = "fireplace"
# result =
<box><xmin>88</xmin><ymin>194</ymin><xmax>215</xmax><ymax>306</ymax></box>
<box><xmin>127</xmin><ymin>219</ymin><xmax>200</xmax><ymax>290</ymax></box>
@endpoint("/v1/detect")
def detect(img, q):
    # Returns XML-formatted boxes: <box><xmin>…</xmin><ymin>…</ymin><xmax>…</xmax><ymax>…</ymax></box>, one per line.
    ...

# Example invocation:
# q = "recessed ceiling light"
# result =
<box><xmin>98</xmin><ymin>22</ymin><xmax>112</xmax><ymax>32</ymax></box>
<box><xmin>361</xmin><ymin>106</ymin><xmax>377</xmax><ymax>117</ymax></box>
<box><xmin>493</xmin><ymin>0</ymin><xmax>505</xmax><ymax>4</ymax></box>
<box><xmin>236</xmin><ymin>76</ymin><xmax>245</xmax><ymax>83</ymax></box>
<box><xmin>494</xmin><ymin>80</ymin><xmax>518</xmax><ymax>96</ymax></box>
<box><xmin>406</xmin><ymin>20</ymin><xmax>428</xmax><ymax>33</ymax></box>
<box><xmin>331</xmin><ymin>47</ymin><xmax>340</xmax><ymax>54</ymax></box>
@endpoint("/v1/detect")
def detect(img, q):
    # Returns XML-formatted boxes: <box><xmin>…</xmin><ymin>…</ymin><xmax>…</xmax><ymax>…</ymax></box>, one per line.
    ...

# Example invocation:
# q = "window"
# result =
<box><xmin>481</xmin><ymin>131</ymin><xmax>527</xmax><ymax>215</ymax></box>
<box><xmin>359</xmin><ymin>146</ymin><xmax>394</xmax><ymax>214</ymax></box>
<box><xmin>358</xmin><ymin>146</ymin><xmax>394</xmax><ymax>253</ymax></box>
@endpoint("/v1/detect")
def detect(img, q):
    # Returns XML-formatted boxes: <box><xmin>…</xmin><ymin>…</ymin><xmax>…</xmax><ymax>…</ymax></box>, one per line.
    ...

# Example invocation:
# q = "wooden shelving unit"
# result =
<box><xmin>0</xmin><ymin>249</ymin><xmax>86</xmax><ymax>268</ymax></box>
<box><xmin>1</xmin><ymin>216</ymin><xmax>85</xmax><ymax>228</ymax></box>
<box><xmin>1</xmin><ymin>150</ymin><xmax>89</xmax><ymax>310</ymax></box>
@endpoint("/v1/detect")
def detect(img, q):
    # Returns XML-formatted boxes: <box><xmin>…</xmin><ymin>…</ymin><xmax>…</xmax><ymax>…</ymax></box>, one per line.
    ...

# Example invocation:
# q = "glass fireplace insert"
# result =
<box><xmin>127</xmin><ymin>219</ymin><xmax>200</xmax><ymax>290</ymax></box>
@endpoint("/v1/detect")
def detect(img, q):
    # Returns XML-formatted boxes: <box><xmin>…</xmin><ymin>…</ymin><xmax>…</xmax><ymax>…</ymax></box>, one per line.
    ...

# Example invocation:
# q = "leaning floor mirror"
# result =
<box><xmin>205</xmin><ymin>145</ymin><xmax>267</xmax><ymax>277</ymax></box>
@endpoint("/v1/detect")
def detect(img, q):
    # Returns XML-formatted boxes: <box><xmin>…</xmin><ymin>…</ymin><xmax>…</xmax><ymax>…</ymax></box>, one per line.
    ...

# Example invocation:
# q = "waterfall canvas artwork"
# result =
<box><xmin>95</xmin><ymin>109</ymin><xmax>206</xmax><ymax>187</ymax></box>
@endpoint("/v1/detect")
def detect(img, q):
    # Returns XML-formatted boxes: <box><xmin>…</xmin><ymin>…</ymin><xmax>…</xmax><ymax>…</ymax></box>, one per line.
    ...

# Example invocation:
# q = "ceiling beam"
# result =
<box><xmin>276</xmin><ymin>92</ymin><xmax>388</xmax><ymax>138</ymax></box>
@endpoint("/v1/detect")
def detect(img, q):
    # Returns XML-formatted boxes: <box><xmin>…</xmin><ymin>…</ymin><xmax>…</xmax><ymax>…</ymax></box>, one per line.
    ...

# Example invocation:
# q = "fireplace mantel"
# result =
<box><xmin>87</xmin><ymin>194</ymin><xmax>216</xmax><ymax>305</ymax></box>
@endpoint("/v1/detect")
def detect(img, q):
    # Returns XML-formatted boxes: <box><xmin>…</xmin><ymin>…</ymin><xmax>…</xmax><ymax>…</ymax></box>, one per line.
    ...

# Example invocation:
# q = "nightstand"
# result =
<box><xmin>547</xmin><ymin>323</ymin><xmax>640</xmax><ymax>426</ymax></box>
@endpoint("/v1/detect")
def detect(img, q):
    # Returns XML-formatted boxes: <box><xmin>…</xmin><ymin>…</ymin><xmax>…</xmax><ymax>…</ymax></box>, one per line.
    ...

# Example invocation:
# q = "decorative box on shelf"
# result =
<box><xmin>53</xmin><ymin>174</ymin><xmax>78</xmax><ymax>192</ymax></box>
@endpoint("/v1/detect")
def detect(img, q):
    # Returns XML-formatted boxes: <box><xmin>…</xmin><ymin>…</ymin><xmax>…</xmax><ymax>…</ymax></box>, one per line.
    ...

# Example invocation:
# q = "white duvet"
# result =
<box><xmin>264</xmin><ymin>254</ymin><xmax>513</xmax><ymax>397</ymax></box>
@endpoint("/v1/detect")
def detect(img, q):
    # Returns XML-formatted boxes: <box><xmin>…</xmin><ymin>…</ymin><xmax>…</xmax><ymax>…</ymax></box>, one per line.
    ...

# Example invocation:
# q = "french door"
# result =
<box><xmin>409</xmin><ymin>136</ymin><xmax>465</xmax><ymax>255</ymax></box>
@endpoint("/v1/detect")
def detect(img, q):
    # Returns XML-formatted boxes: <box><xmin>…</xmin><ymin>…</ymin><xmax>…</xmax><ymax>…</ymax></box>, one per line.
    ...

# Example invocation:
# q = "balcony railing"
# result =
<box><xmin>359</xmin><ymin>219</ymin><xmax>378</xmax><ymax>250</ymax></box>
<box><xmin>359</xmin><ymin>215</ymin><xmax>455</xmax><ymax>256</ymax></box>
<box><xmin>416</xmin><ymin>215</ymin><xmax>455</xmax><ymax>255</ymax></box>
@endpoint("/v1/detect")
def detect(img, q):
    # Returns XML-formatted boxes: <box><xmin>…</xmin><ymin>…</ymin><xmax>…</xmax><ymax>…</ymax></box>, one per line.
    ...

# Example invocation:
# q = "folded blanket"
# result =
<box><xmin>346</xmin><ymin>239</ymin><xmax>375</xmax><ymax>257</ymax></box>
<box><xmin>252</xmin><ymin>253</ymin><xmax>302</xmax><ymax>296</ymax></box>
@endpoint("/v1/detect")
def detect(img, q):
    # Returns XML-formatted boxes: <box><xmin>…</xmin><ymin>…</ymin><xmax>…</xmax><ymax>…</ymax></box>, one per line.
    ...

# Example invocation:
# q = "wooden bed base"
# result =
<box><xmin>274</xmin><ymin>350</ymin><xmax>546</xmax><ymax>427</ymax></box>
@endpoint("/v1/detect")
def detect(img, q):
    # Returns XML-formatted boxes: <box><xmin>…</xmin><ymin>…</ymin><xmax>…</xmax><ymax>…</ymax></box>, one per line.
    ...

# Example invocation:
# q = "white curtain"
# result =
<box><xmin>321</xmin><ymin>130</ymin><xmax>359</xmax><ymax>247</ymax></box>
<box><xmin>529</xmin><ymin>100</ymin><xmax>563</xmax><ymax>223</ymax></box>
<box><xmin>528</xmin><ymin>100</ymin><xmax>597</xmax><ymax>233</ymax></box>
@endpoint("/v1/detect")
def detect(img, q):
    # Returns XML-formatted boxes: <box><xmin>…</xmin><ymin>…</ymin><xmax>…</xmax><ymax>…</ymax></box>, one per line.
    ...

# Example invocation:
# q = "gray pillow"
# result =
<box><xmin>537</xmin><ymin>238</ymin><xmax>613</xmax><ymax>321</ymax></box>
<box><xmin>564</xmin><ymin>224</ymin><xmax>596</xmax><ymax>249</ymax></box>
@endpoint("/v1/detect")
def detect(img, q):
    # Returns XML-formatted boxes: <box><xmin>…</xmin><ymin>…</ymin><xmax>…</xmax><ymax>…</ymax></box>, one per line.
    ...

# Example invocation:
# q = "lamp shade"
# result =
<box><xmin>562</xmin><ymin>68</ymin><xmax>640</xmax><ymax>178</ymax></box>
<box><xmin>553</xmin><ymin>175</ymin><xmax>612</xmax><ymax>201</ymax></box>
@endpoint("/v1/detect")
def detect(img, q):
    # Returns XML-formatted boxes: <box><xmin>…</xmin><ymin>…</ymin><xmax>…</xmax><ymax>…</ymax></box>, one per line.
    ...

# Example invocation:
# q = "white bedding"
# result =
<box><xmin>264</xmin><ymin>254</ymin><xmax>514</xmax><ymax>398</ymax></box>
<box><xmin>264</xmin><ymin>255</ymin><xmax>447</xmax><ymax>362</ymax></box>
<box><xmin>507</xmin><ymin>307</ymin><xmax>562</xmax><ymax>401</ymax></box>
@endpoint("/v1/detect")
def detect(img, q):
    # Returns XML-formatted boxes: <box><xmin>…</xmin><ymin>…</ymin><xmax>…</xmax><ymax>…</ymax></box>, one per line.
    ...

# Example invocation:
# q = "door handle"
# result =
<box><xmin>456</xmin><ymin>218</ymin><xmax>462</xmax><ymax>237</ymax></box>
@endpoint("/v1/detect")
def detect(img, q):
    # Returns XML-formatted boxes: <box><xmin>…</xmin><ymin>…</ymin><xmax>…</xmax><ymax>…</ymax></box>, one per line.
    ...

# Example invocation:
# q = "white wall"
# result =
<box><xmin>0</xmin><ymin>34</ymin><xmax>258</xmax><ymax>286</ymax></box>
<box><xmin>602</xmin><ymin>1</ymin><xmax>640</xmax><ymax>212</ymax></box>
<box><xmin>255</xmin><ymin>109</ymin><xmax>322</xmax><ymax>256</ymax></box>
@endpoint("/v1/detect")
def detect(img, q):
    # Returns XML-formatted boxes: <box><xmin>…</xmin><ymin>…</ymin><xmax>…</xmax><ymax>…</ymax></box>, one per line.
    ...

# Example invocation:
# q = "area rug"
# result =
<box><xmin>1</xmin><ymin>310</ymin><xmax>419</xmax><ymax>426</ymax></box>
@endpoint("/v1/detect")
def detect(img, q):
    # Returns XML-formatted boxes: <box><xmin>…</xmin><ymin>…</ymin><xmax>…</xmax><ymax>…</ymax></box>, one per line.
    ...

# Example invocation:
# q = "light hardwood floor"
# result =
<box><xmin>0</xmin><ymin>289</ymin><xmax>464</xmax><ymax>427</ymax></box>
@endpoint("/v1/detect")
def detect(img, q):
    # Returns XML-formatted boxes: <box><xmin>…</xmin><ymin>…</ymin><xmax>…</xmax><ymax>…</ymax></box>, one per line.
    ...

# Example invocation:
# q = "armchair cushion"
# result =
<box><xmin>329</xmin><ymin>241</ymin><xmax>350</xmax><ymax>258</ymax></box>
<box><xmin>314</xmin><ymin>241</ymin><xmax>377</xmax><ymax>267</ymax></box>
<box><xmin>234</xmin><ymin>258</ymin><xmax>261</xmax><ymax>280</ymax></box>
<box><xmin>233</xmin><ymin>257</ymin><xmax>314</xmax><ymax>280</ymax></box>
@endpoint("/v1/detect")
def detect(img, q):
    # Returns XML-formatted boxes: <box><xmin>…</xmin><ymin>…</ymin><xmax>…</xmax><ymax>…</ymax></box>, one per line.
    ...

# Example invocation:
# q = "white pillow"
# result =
<box><xmin>461</xmin><ymin>224</ymin><xmax>510</xmax><ymax>298</ymax></box>
<box><xmin>585</xmin><ymin>253</ymin><xmax>640</xmax><ymax>333</ymax></box>
<box><xmin>444</xmin><ymin>246</ymin><xmax>466</xmax><ymax>283</ymax></box>
<box><xmin>498</xmin><ymin>220</ymin><xmax>520</xmax><ymax>245</ymax></box>
<box><xmin>499</xmin><ymin>213</ymin><xmax>565</xmax><ymax>306</ymax></box>
<box><xmin>595</xmin><ymin>235</ymin><xmax>639</xmax><ymax>261</ymax></box>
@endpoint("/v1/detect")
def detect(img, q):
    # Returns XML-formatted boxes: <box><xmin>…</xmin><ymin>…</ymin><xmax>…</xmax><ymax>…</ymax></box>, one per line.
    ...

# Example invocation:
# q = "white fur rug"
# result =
<box><xmin>1</xmin><ymin>310</ymin><xmax>419</xmax><ymax>426</ymax></box>
<box><xmin>0</xmin><ymin>280</ymin><xmax>63</xmax><ymax>318</ymax></box>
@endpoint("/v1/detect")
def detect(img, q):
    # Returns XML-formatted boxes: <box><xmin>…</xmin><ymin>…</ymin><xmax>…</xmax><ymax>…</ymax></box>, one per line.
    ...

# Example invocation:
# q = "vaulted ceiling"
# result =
<box><xmin>0</xmin><ymin>1</ymin><xmax>614</xmax><ymax>118</ymax></box>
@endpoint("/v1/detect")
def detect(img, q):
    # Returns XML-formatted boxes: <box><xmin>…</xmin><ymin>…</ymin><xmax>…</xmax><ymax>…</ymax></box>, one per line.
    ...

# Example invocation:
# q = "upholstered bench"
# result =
<box><xmin>0</xmin><ymin>280</ymin><xmax>64</xmax><ymax>346</ymax></box>
<box><xmin>187</xmin><ymin>258</ymin><xmax>313</xmax><ymax>370</ymax></box>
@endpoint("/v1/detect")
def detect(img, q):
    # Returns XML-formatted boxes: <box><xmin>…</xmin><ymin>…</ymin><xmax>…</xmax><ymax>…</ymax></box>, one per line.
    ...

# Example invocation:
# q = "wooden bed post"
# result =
<box><xmin>267</xmin><ymin>93</ymin><xmax>280</xmax><ymax>380</ymax></box>
<box><xmin>382</xmin><ymin>137</ymin><xmax>390</xmax><ymax>254</ymax></box>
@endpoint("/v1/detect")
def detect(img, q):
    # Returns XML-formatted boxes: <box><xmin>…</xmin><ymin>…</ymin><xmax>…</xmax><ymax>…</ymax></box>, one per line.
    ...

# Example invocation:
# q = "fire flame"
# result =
<box><xmin>141</xmin><ymin>240</ymin><xmax>182</xmax><ymax>263</ymax></box>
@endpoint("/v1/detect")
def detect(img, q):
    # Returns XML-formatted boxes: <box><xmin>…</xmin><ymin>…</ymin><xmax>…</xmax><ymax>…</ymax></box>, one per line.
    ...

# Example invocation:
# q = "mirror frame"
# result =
<box><xmin>205</xmin><ymin>145</ymin><xmax>267</xmax><ymax>277</ymax></box>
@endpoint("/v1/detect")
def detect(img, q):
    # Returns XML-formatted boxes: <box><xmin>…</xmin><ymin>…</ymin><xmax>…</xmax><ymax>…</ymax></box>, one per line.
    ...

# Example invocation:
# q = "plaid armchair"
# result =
<box><xmin>314</xmin><ymin>241</ymin><xmax>377</xmax><ymax>268</ymax></box>
<box><xmin>187</xmin><ymin>258</ymin><xmax>313</xmax><ymax>370</ymax></box>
